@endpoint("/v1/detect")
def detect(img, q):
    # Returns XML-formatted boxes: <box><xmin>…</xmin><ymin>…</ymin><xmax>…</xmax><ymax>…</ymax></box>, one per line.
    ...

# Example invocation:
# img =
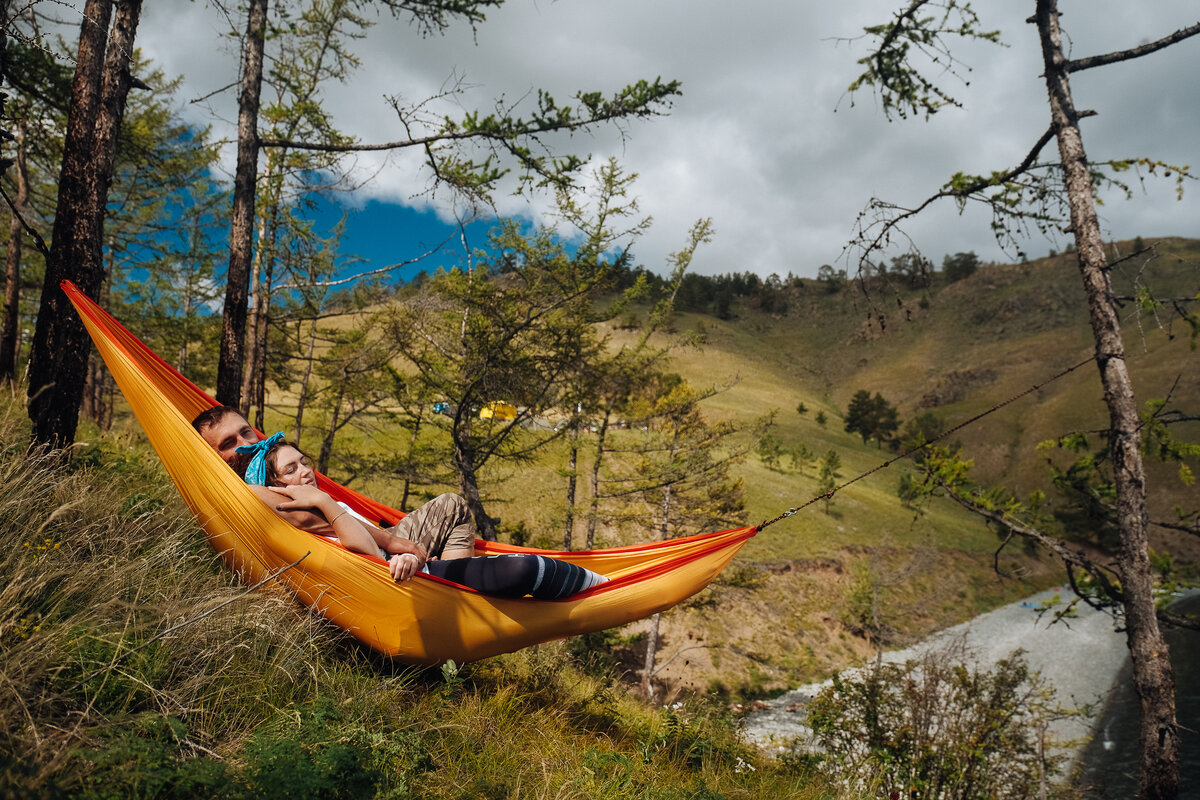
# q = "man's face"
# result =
<box><xmin>200</xmin><ymin>413</ymin><xmax>260</xmax><ymax>466</ymax></box>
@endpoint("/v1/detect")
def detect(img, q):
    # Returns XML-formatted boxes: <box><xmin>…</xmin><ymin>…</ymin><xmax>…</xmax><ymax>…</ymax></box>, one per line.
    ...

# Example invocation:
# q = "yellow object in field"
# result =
<box><xmin>63</xmin><ymin>281</ymin><xmax>756</xmax><ymax>665</ymax></box>
<box><xmin>479</xmin><ymin>401</ymin><xmax>518</xmax><ymax>421</ymax></box>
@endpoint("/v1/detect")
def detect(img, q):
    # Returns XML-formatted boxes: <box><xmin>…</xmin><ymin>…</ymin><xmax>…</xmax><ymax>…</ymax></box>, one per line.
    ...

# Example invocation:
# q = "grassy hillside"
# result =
<box><xmin>242</xmin><ymin>238</ymin><xmax>1198</xmax><ymax>700</ymax></box>
<box><xmin>0</xmin><ymin>387</ymin><xmax>823</xmax><ymax>799</ymax></box>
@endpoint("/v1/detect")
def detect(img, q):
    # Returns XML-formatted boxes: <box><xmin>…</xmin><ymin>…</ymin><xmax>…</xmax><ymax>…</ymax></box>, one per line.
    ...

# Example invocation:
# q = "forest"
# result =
<box><xmin>2</xmin><ymin>1</ymin><xmax>1199</xmax><ymax>799</ymax></box>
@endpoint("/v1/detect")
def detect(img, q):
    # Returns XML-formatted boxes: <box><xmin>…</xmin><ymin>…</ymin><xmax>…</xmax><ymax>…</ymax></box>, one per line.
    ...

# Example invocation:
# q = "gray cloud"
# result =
<box><xmin>138</xmin><ymin>0</ymin><xmax>1200</xmax><ymax>276</ymax></box>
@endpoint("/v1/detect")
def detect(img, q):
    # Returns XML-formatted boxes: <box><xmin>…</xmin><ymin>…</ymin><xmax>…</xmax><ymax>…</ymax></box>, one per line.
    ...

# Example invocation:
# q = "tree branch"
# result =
<box><xmin>1065</xmin><ymin>21</ymin><xmax>1200</xmax><ymax>73</ymax></box>
<box><xmin>0</xmin><ymin>181</ymin><xmax>50</xmax><ymax>260</ymax></box>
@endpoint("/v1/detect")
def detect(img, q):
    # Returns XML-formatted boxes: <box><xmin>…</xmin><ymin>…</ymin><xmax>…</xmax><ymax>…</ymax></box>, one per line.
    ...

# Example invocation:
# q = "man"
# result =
<box><xmin>191</xmin><ymin>406</ymin><xmax>475</xmax><ymax>571</ymax></box>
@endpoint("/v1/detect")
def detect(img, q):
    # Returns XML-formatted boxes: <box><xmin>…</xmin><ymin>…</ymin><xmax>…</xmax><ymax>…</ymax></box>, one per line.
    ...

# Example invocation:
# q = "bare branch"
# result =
<box><xmin>0</xmin><ymin>181</ymin><xmax>50</xmax><ymax>260</ymax></box>
<box><xmin>1066</xmin><ymin>21</ymin><xmax>1200</xmax><ymax>73</ymax></box>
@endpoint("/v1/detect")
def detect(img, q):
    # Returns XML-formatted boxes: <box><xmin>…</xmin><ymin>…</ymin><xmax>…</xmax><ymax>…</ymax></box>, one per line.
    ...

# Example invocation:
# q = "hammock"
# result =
<box><xmin>63</xmin><ymin>281</ymin><xmax>756</xmax><ymax>665</ymax></box>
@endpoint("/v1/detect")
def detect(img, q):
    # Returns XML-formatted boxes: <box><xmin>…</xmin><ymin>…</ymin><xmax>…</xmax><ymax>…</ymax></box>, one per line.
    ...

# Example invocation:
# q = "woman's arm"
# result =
<box><xmin>263</xmin><ymin>485</ymin><xmax>425</xmax><ymax>581</ymax></box>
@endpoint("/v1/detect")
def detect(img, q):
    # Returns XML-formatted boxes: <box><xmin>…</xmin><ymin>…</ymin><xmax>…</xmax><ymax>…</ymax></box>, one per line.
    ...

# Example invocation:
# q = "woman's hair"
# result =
<box><xmin>263</xmin><ymin>440</ymin><xmax>313</xmax><ymax>487</ymax></box>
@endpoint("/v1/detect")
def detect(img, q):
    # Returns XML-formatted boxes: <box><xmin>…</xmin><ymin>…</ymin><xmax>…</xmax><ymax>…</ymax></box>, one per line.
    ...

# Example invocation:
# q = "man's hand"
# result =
<box><xmin>388</xmin><ymin>552</ymin><xmax>421</xmax><ymax>583</ymax></box>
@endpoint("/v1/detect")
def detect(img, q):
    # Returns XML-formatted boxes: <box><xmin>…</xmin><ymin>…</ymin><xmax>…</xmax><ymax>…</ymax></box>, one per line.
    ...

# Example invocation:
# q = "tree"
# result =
<box><xmin>631</xmin><ymin>378</ymin><xmax>748</xmax><ymax>699</ymax></box>
<box><xmin>818</xmin><ymin>449</ymin><xmax>841</xmax><ymax>515</ymax></box>
<box><xmin>844</xmin><ymin>389</ymin><xmax>900</xmax><ymax>448</ymax></box>
<box><xmin>214</xmin><ymin>0</ymin><xmax>681</xmax><ymax>409</ymax></box>
<box><xmin>843</xmin><ymin>5</ymin><xmax>1200</xmax><ymax>796</ymax></box>
<box><xmin>942</xmin><ymin>250</ymin><xmax>980</xmax><ymax>282</ymax></box>
<box><xmin>382</xmin><ymin>166</ymin><xmax>638</xmax><ymax>540</ymax></box>
<box><xmin>26</xmin><ymin>0</ymin><xmax>144</xmax><ymax>448</ymax></box>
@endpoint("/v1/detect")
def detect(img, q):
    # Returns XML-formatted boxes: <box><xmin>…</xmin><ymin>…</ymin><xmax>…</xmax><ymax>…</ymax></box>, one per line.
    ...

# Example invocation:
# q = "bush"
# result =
<box><xmin>806</xmin><ymin>646</ymin><xmax>1071</xmax><ymax>800</ymax></box>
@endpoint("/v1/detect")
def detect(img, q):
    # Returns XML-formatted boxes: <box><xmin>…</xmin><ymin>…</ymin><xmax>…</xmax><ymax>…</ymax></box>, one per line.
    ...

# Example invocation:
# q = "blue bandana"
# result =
<box><xmin>236</xmin><ymin>432</ymin><xmax>285</xmax><ymax>486</ymax></box>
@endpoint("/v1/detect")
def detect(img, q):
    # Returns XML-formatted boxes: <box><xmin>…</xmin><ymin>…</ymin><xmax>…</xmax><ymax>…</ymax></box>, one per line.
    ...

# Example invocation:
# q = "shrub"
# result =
<box><xmin>806</xmin><ymin>646</ymin><xmax>1070</xmax><ymax>800</ymax></box>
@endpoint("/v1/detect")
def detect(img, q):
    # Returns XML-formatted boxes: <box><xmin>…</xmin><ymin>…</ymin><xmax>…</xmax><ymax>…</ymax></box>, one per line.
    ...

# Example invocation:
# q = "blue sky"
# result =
<box><xmin>305</xmin><ymin>196</ymin><xmax>497</xmax><ymax>285</ymax></box>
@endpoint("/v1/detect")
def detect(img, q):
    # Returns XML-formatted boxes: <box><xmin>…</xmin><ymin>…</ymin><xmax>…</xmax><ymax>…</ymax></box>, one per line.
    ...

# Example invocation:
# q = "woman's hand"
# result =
<box><xmin>267</xmin><ymin>484</ymin><xmax>335</xmax><ymax>516</ymax></box>
<box><xmin>388</xmin><ymin>552</ymin><xmax>421</xmax><ymax>583</ymax></box>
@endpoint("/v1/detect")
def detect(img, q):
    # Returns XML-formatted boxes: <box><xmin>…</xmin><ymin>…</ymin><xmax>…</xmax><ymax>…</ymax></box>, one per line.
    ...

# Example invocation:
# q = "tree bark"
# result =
<box><xmin>0</xmin><ymin>124</ymin><xmax>28</xmax><ymax>381</ymax></box>
<box><xmin>27</xmin><ymin>0</ymin><xmax>142</xmax><ymax>448</ymax></box>
<box><xmin>217</xmin><ymin>0</ymin><xmax>268</xmax><ymax>409</ymax></box>
<box><xmin>452</xmin><ymin>423</ymin><xmax>498</xmax><ymax>541</ymax></box>
<box><xmin>641</xmin><ymin>611</ymin><xmax>661</xmax><ymax>699</ymax></box>
<box><xmin>563</xmin><ymin>423</ymin><xmax>579</xmax><ymax>550</ymax></box>
<box><xmin>295</xmin><ymin>317</ymin><xmax>317</xmax><ymax>443</ymax></box>
<box><xmin>1036</xmin><ymin>3</ymin><xmax>1178</xmax><ymax>798</ymax></box>
<box><xmin>316</xmin><ymin>367</ymin><xmax>345</xmax><ymax>474</ymax></box>
<box><xmin>585</xmin><ymin>406</ymin><xmax>612</xmax><ymax>550</ymax></box>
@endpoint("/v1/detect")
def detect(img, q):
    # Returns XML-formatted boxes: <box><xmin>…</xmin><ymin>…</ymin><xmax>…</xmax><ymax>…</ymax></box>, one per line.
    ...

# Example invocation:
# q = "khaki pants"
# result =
<box><xmin>389</xmin><ymin>493</ymin><xmax>474</xmax><ymax>557</ymax></box>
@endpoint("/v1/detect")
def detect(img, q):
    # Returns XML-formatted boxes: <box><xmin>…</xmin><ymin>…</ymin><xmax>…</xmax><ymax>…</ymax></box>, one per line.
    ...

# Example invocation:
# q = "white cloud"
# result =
<box><xmin>137</xmin><ymin>0</ymin><xmax>1200</xmax><ymax>276</ymax></box>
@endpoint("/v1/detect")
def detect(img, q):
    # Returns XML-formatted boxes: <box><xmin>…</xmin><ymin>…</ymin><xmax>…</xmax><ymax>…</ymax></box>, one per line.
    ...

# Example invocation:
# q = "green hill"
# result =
<box><xmin>281</xmin><ymin>236</ymin><xmax>1191</xmax><ymax>700</ymax></box>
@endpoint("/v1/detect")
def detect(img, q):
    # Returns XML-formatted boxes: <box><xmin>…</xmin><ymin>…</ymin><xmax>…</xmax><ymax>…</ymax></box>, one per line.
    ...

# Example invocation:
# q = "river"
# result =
<box><xmin>743</xmin><ymin>588</ymin><xmax>1198</xmax><ymax>795</ymax></box>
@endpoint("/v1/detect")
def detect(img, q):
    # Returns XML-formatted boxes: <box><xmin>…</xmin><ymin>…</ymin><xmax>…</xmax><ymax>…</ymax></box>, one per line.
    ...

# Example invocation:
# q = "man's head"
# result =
<box><xmin>192</xmin><ymin>406</ymin><xmax>260</xmax><ymax>467</ymax></box>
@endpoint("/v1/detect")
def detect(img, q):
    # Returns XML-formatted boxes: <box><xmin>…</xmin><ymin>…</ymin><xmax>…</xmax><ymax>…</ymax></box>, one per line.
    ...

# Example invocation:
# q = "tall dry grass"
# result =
<box><xmin>0</xmin><ymin>386</ymin><xmax>824</xmax><ymax>799</ymax></box>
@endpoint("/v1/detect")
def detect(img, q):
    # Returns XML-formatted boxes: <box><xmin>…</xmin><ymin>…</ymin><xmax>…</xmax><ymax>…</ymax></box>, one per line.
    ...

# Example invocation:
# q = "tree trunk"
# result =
<box><xmin>400</xmin><ymin>410</ymin><xmax>422</xmax><ymax>512</ymax></box>
<box><xmin>240</xmin><ymin>150</ymin><xmax>277</xmax><ymax>418</ymax></box>
<box><xmin>27</xmin><ymin>0</ymin><xmax>142</xmax><ymax>449</ymax></box>
<box><xmin>294</xmin><ymin>318</ymin><xmax>317</xmax><ymax>443</ymax></box>
<box><xmin>316</xmin><ymin>368</ymin><xmax>345</xmax><ymax>474</ymax></box>
<box><xmin>1036</xmin><ymin>4</ymin><xmax>1178</xmax><ymax>798</ymax></box>
<box><xmin>216</xmin><ymin>0</ymin><xmax>268</xmax><ymax>409</ymax></box>
<box><xmin>452</xmin><ymin>423</ymin><xmax>497</xmax><ymax>541</ymax></box>
<box><xmin>563</xmin><ymin>422</ymin><xmax>579</xmax><ymax>550</ymax></box>
<box><xmin>641</xmin><ymin>611</ymin><xmax>661</xmax><ymax>700</ymax></box>
<box><xmin>0</xmin><ymin>123</ymin><xmax>27</xmax><ymax>381</ymax></box>
<box><xmin>585</xmin><ymin>406</ymin><xmax>612</xmax><ymax>550</ymax></box>
<box><xmin>642</xmin><ymin>443</ymin><xmax>677</xmax><ymax>698</ymax></box>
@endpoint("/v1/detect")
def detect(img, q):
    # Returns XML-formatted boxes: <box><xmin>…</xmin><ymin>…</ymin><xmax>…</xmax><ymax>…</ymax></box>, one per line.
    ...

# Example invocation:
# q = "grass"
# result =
<box><xmin>0</xmin><ymin>384</ymin><xmax>831</xmax><ymax>799</ymax></box>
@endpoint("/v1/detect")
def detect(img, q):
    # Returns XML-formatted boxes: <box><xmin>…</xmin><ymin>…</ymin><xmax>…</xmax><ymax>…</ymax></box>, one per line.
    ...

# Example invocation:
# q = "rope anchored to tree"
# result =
<box><xmin>756</xmin><ymin>354</ymin><xmax>1097</xmax><ymax>532</ymax></box>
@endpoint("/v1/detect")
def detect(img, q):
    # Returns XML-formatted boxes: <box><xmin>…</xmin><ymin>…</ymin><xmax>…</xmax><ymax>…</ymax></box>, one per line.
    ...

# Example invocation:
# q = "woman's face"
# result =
<box><xmin>271</xmin><ymin>446</ymin><xmax>317</xmax><ymax>487</ymax></box>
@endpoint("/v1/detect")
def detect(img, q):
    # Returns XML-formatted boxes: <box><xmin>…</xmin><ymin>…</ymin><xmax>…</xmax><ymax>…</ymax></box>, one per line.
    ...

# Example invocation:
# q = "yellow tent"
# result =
<box><xmin>479</xmin><ymin>401</ymin><xmax>518</xmax><ymax>421</ymax></box>
<box><xmin>64</xmin><ymin>282</ymin><xmax>757</xmax><ymax>665</ymax></box>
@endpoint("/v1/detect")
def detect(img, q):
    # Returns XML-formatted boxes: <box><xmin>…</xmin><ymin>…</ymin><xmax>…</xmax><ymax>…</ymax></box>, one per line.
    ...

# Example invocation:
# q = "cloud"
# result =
<box><xmin>138</xmin><ymin>0</ymin><xmax>1200</xmax><ymax>276</ymax></box>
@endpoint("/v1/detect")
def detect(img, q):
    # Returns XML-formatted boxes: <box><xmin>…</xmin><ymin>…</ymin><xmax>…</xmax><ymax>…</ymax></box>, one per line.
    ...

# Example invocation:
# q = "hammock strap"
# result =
<box><xmin>757</xmin><ymin>354</ymin><xmax>1097</xmax><ymax>531</ymax></box>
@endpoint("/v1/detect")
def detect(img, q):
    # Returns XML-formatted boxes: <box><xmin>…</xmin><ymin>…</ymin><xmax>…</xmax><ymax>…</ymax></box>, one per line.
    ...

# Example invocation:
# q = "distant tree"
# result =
<box><xmin>756</xmin><ymin>428</ymin><xmax>785</xmax><ymax>471</ymax></box>
<box><xmin>844</xmin><ymin>389</ymin><xmax>900</xmax><ymax>448</ymax></box>
<box><xmin>796</xmin><ymin>402</ymin><xmax>808</xmax><ymax>416</ymax></box>
<box><xmin>899</xmin><ymin>411</ymin><xmax>946</xmax><ymax>463</ymax></box>
<box><xmin>942</xmin><ymin>251</ymin><xmax>980</xmax><ymax>282</ymax></box>
<box><xmin>815</xmin><ymin>410</ymin><xmax>828</xmax><ymax>426</ymax></box>
<box><xmin>818</xmin><ymin>449</ymin><xmax>841</xmax><ymax>514</ymax></box>
<box><xmin>790</xmin><ymin>442</ymin><xmax>814</xmax><ymax>476</ymax></box>
<box><xmin>891</xmin><ymin>252</ymin><xmax>932</xmax><ymax>288</ymax></box>
<box><xmin>817</xmin><ymin>264</ymin><xmax>844</xmax><ymax>293</ymax></box>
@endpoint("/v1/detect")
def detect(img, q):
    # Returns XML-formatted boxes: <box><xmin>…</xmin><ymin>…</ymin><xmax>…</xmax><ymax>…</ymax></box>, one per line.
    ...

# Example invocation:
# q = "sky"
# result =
<box><xmin>130</xmin><ymin>0</ymin><xmax>1199</xmax><ymax>279</ymax></box>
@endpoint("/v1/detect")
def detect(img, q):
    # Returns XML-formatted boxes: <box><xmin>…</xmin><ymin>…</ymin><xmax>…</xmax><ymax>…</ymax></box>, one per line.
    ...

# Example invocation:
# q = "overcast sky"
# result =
<box><xmin>133</xmin><ymin>0</ymin><xmax>1199</xmax><ymax>278</ymax></box>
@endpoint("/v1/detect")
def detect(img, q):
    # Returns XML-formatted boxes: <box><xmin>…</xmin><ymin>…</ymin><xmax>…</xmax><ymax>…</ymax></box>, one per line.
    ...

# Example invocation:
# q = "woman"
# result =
<box><xmin>238</xmin><ymin>435</ymin><xmax>608</xmax><ymax>599</ymax></box>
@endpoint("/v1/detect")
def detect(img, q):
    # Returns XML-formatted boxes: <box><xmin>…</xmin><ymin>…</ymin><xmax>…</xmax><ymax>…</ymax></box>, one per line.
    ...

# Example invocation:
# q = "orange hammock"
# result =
<box><xmin>63</xmin><ymin>281</ymin><xmax>757</xmax><ymax>665</ymax></box>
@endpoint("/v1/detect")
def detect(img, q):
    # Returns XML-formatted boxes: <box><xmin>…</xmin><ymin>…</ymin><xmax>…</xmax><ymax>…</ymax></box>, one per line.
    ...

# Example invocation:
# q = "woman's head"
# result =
<box><xmin>264</xmin><ymin>442</ymin><xmax>317</xmax><ymax>487</ymax></box>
